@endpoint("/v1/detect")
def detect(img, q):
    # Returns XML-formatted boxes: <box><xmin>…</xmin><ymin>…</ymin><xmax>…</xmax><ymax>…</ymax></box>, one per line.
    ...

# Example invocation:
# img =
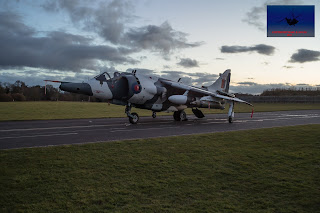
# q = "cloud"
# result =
<box><xmin>0</xmin><ymin>11</ymin><xmax>34</xmax><ymax>36</ymax></box>
<box><xmin>283</xmin><ymin>65</ymin><xmax>294</xmax><ymax>69</ymax></box>
<box><xmin>242</xmin><ymin>6</ymin><xmax>266</xmax><ymax>31</ymax></box>
<box><xmin>0</xmin><ymin>66</ymin><xmax>124</xmax><ymax>87</ymax></box>
<box><xmin>215</xmin><ymin>58</ymin><xmax>225</xmax><ymax>60</ymax></box>
<box><xmin>289</xmin><ymin>49</ymin><xmax>320</xmax><ymax>63</ymax></box>
<box><xmin>0</xmin><ymin>11</ymin><xmax>138</xmax><ymax>71</ymax></box>
<box><xmin>43</xmin><ymin>0</ymin><xmax>131</xmax><ymax>44</ymax></box>
<box><xmin>124</xmin><ymin>22</ymin><xmax>203</xmax><ymax>58</ymax></box>
<box><xmin>160</xmin><ymin>71</ymin><xmax>189</xmax><ymax>83</ymax></box>
<box><xmin>221</xmin><ymin>44</ymin><xmax>275</xmax><ymax>55</ymax></box>
<box><xmin>242</xmin><ymin>0</ymin><xmax>303</xmax><ymax>31</ymax></box>
<box><xmin>177</xmin><ymin>58</ymin><xmax>199</xmax><ymax>68</ymax></box>
<box><xmin>126</xmin><ymin>68</ymin><xmax>155</xmax><ymax>76</ymax></box>
<box><xmin>236</xmin><ymin>82</ymin><xmax>258</xmax><ymax>86</ymax></box>
<box><xmin>0</xmin><ymin>68</ymin><xmax>98</xmax><ymax>87</ymax></box>
<box><xmin>160</xmin><ymin>70</ymin><xmax>218</xmax><ymax>86</ymax></box>
<box><xmin>42</xmin><ymin>0</ymin><xmax>203</xmax><ymax>58</ymax></box>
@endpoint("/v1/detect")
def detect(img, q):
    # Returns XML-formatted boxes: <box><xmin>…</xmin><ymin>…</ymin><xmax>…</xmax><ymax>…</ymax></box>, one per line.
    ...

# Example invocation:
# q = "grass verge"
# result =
<box><xmin>1</xmin><ymin>125</ymin><xmax>320</xmax><ymax>212</ymax></box>
<box><xmin>0</xmin><ymin>101</ymin><xmax>319</xmax><ymax>121</ymax></box>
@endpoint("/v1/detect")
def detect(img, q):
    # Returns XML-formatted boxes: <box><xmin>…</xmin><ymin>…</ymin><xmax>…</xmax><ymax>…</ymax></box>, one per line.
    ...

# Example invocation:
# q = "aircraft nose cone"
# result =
<box><xmin>59</xmin><ymin>83</ymin><xmax>93</xmax><ymax>96</ymax></box>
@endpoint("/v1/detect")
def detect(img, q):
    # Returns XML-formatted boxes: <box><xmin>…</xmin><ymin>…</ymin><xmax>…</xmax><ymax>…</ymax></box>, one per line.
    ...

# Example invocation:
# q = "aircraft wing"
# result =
<box><xmin>160</xmin><ymin>79</ymin><xmax>253</xmax><ymax>107</ymax></box>
<box><xmin>214</xmin><ymin>94</ymin><xmax>253</xmax><ymax>106</ymax></box>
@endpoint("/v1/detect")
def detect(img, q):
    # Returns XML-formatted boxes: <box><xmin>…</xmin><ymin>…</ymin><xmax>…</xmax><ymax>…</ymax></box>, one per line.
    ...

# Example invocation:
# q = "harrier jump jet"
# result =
<box><xmin>46</xmin><ymin>69</ymin><xmax>252</xmax><ymax>124</ymax></box>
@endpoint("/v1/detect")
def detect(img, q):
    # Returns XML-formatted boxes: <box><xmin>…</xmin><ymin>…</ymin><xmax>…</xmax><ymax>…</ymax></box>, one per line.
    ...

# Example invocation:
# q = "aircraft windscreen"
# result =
<box><xmin>94</xmin><ymin>72</ymin><xmax>111</xmax><ymax>82</ymax></box>
<box><xmin>114</xmin><ymin>72</ymin><xmax>120</xmax><ymax>77</ymax></box>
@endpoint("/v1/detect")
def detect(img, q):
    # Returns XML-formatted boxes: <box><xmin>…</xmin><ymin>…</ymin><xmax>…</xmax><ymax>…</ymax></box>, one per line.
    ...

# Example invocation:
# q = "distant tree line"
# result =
<box><xmin>260</xmin><ymin>88</ymin><xmax>320</xmax><ymax>96</ymax></box>
<box><xmin>235</xmin><ymin>88</ymin><xmax>320</xmax><ymax>97</ymax></box>
<box><xmin>0</xmin><ymin>81</ymin><xmax>98</xmax><ymax>102</ymax></box>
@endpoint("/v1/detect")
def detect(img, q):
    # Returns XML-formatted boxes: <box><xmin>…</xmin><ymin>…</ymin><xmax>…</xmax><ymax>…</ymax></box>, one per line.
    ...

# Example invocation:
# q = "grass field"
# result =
<box><xmin>1</xmin><ymin>125</ymin><xmax>320</xmax><ymax>212</ymax></box>
<box><xmin>0</xmin><ymin>101</ymin><xmax>319</xmax><ymax>121</ymax></box>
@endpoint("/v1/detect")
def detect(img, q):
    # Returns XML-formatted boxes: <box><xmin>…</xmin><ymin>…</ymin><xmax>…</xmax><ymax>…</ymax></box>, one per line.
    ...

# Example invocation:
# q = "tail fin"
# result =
<box><xmin>207</xmin><ymin>69</ymin><xmax>231</xmax><ymax>93</ymax></box>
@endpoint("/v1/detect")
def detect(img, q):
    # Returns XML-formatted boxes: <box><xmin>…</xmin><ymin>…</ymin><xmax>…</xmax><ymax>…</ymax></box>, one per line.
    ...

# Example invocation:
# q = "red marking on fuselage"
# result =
<box><xmin>221</xmin><ymin>79</ymin><xmax>225</xmax><ymax>88</ymax></box>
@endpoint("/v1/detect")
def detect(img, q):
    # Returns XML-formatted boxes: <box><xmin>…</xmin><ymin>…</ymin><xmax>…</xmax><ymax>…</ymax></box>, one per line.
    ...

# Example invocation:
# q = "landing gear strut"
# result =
<box><xmin>152</xmin><ymin>111</ymin><xmax>156</xmax><ymax>118</ymax></box>
<box><xmin>125</xmin><ymin>103</ymin><xmax>139</xmax><ymax>124</ymax></box>
<box><xmin>173</xmin><ymin>110</ymin><xmax>187</xmax><ymax>121</ymax></box>
<box><xmin>228</xmin><ymin>101</ymin><xmax>234</xmax><ymax>123</ymax></box>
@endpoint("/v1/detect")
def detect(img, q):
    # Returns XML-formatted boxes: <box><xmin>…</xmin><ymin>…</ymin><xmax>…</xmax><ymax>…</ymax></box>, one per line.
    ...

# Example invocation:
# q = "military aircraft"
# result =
<box><xmin>278</xmin><ymin>9</ymin><xmax>301</xmax><ymax>26</ymax></box>
<box><xmin>45</xmin><ymin>69</ymin><xmax>253</xmax><ymax>124</ymax></box>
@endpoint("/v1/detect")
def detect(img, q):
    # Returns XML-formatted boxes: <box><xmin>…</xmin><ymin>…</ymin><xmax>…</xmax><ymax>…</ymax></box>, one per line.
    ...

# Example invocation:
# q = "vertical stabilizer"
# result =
<box><xmin>207</xmin><ymin>69</ymin><xmax>231</xmax><ymax>93</ymax></box>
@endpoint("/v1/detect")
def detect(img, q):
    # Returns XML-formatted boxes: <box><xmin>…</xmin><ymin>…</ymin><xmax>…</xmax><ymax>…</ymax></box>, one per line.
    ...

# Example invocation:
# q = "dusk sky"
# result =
<box><xmin>0</xmin><ymin>0</ymin><xmax>319</xmax><ymax>94</ymax></box>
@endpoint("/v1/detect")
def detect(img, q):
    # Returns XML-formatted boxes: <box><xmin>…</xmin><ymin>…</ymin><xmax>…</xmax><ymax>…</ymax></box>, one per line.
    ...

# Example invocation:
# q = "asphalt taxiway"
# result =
<box><xmin>0</xmin><ymin>110</ymin><xmax>319</xmax><ymax>149</ymax></box>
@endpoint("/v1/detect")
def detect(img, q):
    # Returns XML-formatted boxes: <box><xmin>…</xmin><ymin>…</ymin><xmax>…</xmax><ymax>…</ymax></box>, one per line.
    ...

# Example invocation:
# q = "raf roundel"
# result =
<box><xmin>132</xmin><ymin>83</ymin><xmax>141</xmax><ymax>94</ymax></box>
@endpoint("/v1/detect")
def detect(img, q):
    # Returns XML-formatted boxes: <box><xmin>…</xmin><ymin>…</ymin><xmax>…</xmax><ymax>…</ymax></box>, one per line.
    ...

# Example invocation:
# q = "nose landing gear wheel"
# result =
<box><xmin>152</xmin><ymin>111</ymin><xmax>156</xmax><ymax>118</ymax></box>
<box><xmin>129</xmin><ymin>113</ymin><xmax>139</xmax><ymax>124</ymax></box>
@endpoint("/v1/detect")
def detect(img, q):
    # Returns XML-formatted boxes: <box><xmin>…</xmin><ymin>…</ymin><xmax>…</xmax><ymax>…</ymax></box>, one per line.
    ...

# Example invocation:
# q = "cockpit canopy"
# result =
<box><xmin>94</xmin><ymin>72</ymin><xmax>122</xmax><ymax>82</ymax></box>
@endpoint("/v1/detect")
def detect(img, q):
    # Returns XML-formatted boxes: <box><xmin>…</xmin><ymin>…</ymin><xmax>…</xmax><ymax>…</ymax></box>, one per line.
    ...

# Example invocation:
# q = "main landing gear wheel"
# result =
<box><xmin>173</xmin><ymin>110</ymin><xmax>187</xmax><ymax>121</ymax></box>
<box><xmin>228</xmin><ymin>116</ymin><xmax>233</xmax><ymax>123</ymax></box>
<box><xmin>173</xmin><ymin>111</ymin><xmax>180</xmax><ymax>121</ymax></box>
<box><xmin>129</xmin><ymin>112</ymin><xmax>139</xmax><ymax>124</ymax></box>
<box><xmin>152</xmin><ymin>111</ymin><xmax>156</xmax><ymax>118</ymax></box>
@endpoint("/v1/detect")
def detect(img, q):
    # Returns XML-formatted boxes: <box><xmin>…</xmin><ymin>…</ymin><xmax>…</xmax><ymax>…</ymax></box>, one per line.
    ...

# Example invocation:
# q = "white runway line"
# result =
<box><xmin>110</xmin><ymin>126</ymin><xmax>178</xmax><ymax>133</ymax></box>
<box><xmin>201</xmin><ymin>122</ymin><xmax>228</xmax><ymax>125</ymax></box>
<box><xmin>1</xmin><ymin>127</ymin><xmax>130</xmax><ymax>137</ymax></box>
<box><xmin>0</xmin><ymin>120</ymin><xmax>176</xmax><ymax>133</ymax></box>
<box><xmin>0</xmin><ymin>132</ymin><xmax>78</xmax><ymax>140</ymax></box>
<box><xmin>0</xmin><ymin>124</ymin><xmax>122</xmax><ymax>132</ymax></box>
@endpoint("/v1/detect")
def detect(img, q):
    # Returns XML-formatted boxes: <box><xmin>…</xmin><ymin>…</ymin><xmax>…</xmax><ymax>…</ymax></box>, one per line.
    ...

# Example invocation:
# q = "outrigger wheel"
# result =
<box><xmin>173</xmin><ymin>110</ymin><xmax>187</xmax><ymax>121</ymax></box>
<box><xmin>228</xmin><ymin>101</ymin><xmax>234</xmax><ymax>123</ymax></box>
<box><xmin>129</xmin><ymin>112</ymin><xmax>139</xmax><ymax>124</ymax></box>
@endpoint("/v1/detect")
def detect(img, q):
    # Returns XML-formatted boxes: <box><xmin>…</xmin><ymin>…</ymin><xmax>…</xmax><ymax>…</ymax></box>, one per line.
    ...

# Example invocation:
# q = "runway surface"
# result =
<box><xmin>0</xmin><ymin>110</ymin><xmax>319</xmax><ymax>150</ymax></box>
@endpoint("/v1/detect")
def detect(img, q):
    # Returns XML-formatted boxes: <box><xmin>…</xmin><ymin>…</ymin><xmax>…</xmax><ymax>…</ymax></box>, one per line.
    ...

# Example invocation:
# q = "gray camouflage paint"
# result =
<box><xmin>60</xmin><ymin>70</ymin><xmax>233</xmax><ymax>112</ymax></box>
